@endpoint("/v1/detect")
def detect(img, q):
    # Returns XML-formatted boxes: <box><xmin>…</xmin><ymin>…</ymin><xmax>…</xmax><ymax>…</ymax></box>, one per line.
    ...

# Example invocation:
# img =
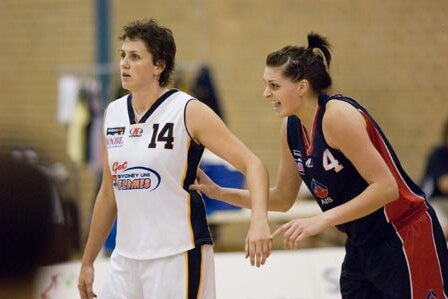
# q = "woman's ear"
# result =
<box><xmin>154</xmin><ymin>60</ymin><xmax>165</xmax><ymax>76</ymax></box>
<box><xmin>296</xmin><ymin>79</ymin><xmax>309</xmax><ymax>96</ymax></box>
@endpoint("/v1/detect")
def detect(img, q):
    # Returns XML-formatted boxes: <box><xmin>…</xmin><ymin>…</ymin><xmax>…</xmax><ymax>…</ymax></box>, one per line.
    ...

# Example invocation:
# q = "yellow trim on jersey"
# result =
<box><xmin>184</xmin><ymin>251</ymin><xmax>189</xmax><ymax>299</ymax></box>
<box><xmin>181</xmin><ymin>139</ymin><xmax>195</xmax><ymax>248</ymax></box>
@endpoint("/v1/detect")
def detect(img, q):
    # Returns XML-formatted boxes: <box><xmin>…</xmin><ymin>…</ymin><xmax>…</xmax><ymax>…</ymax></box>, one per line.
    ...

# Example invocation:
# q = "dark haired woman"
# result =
<box><xmin>191</xmin><ymin>33</ymin><xmax>448</xmax><ymax>298</ymax></box>
<box><xmin>78</xmin><ymin>19</ymin><xmax>272</xmax><ymax>299</ymax></box>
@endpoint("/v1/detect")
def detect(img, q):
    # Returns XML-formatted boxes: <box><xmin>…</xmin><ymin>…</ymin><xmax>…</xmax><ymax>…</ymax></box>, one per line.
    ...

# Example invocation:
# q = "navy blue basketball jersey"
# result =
<box><xmin>287</xmin><ymin>93</ymin><xmax>427</xmax><ymax>245</ymax></box>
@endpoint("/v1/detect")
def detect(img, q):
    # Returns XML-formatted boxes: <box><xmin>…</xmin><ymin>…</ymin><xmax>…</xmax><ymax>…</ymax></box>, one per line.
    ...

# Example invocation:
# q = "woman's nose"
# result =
<box><xmin>120</xmin><ymin>58</ymin><xmax>129</xmax><ymax>68</ymax></box>
<box><xmin>263</xmin><ymin>87</ymin><xmax>271</xmax><ymax>98</ymax></box>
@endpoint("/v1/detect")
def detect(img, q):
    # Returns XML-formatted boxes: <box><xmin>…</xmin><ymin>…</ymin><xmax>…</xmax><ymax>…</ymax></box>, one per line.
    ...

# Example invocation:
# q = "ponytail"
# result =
<box><xmin>307</xmin><ymin>32</ymin><xmax>331</xmax><ymax>69</ymax></box>
<box><xmin>266</xmin><ymin>32</ymin><xmax>333</xmax><ymax>92</ymax></box>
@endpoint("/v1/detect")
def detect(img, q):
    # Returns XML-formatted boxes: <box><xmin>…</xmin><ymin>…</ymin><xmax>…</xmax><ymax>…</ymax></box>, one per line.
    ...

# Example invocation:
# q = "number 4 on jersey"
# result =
<box><xmin>148</xmin><ymin>123</ymin><xmax>174</xmax><ymax>149</ymax></box>
<box><xmin>323</xmin><ymin>148</ymin><xmax>344</xmax><ymax>172</ymax></box>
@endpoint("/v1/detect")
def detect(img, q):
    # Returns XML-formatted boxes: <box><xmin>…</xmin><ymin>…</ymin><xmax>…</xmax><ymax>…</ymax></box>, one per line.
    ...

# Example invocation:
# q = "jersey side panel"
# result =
<box><xmin>359</xmin><ymin>110</ymin><xmax>426</xmax><ymax>224</ymax></box>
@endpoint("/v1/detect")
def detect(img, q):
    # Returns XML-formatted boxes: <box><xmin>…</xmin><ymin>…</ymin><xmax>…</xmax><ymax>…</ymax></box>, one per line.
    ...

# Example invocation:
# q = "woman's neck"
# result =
<box><xmin>131</xmin><ymin>85</ymin><xmax>169</xmax><ymax>114</ymax></box>
<box><xmin>295</xmin><ymin>96</ymin><xmax>319</xmax><ymax>132</ymax></box>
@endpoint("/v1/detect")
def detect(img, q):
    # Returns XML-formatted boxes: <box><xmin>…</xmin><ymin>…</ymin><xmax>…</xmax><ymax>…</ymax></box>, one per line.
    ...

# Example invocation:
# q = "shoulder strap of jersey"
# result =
<box><xmin>286</xmin><ymin>116</ymin><xmax>302</xmax><ymax>152</ymax></box>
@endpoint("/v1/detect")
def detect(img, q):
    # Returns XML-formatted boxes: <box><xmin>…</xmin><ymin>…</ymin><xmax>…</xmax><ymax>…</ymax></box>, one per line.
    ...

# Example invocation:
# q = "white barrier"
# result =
<box><xmin>35</xmin><ymin>247</ymin><xmax>344</xmax><ymax>299</ymax></box>
<box><xmin>215</xmin><ymin>248</ymin><xmax>344</xmax><ymax>299</ymax></box>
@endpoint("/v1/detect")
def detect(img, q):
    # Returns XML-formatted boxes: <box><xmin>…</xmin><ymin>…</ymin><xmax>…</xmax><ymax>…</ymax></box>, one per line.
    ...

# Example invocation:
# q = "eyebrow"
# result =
<box><xmin>264</xmin><ymin>79</ymin><xmax>277</xmax><ymax>83</ymax></box>
<box><xmin>119</xmin><ymin>49</ymin><xmax>141</xmax><ymax>54</ymax></box>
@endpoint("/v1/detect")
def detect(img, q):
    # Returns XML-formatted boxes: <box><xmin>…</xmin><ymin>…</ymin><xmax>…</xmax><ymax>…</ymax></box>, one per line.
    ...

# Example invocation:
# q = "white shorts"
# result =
<box><xmin>101</xmin><ymin>245</ymin><xmax>215</xmax><ymax>299</ymax></box>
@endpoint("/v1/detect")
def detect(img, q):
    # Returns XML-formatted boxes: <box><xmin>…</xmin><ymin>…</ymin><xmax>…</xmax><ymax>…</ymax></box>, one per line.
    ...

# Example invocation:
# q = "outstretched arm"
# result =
<box><xmin>186</xmin><ymin>100</ymin><xmax>271</xmax><ymax>267</ymax></box>
<box><xmin>190</xmin><ymin>118</ymin><xmax>302</xmax><ymax>212</ymax></box>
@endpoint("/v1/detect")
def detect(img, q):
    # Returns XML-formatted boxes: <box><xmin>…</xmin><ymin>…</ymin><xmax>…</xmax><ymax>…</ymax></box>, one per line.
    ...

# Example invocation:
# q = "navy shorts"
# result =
<box><xmin>340</xmin><ymin>205</ymin><xmax>448</xmax><ymax>299</ymax></box>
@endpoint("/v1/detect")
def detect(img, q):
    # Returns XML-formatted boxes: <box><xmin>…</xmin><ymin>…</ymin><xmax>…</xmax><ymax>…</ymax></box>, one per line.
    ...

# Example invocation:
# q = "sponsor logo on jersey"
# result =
<box><xmin>107</xmin><ymin>127</ymin><xmax>125</xmax><ymax>135</ymax></box>
<box><xmin>320</xmin><ymin>197</ymin><xmax>333</xmax><ymax>205</ymax></box>
<box><xmin>293</xmin><ymin>150</ymin><xmax>305</xmax><ymax>174</ymax></box>
<box><xmin>426</xmin><ymin>290</ymin><xmax>438</xmax><ymax>299</ymax></box>
<box><xmin>305</xmin><ymin>157</ymin><xmax>313</xmax><ymax>168</ymax></box>
<box><xmin>106</xmin><ymin>136</ymin><xmax>124</xmax><ymax>148</ymax></box>
<box><xmin>106</xmin><ymin>127</ymin><xmax>125</xmax><ymax>148</ymax></box>
<box><xmin>112</xmin><ymin>161</ymin><xmax>128</xmax><ymax>173</ymax></box>
<box><xmin>296</xmin><ymin>162</ymin><xmax>304</xmax><ymax>173</ymax></box>
<box><xmin>111</xmin><ymin>161</ymin><xmax>161</xmax><ymax>191</ymax></box>
<box><xmin>311</xmin><ymin>179</ymin><xmax>328</xmax><ymax>198</ymax></box>
<box><xmin>129</xmin><ymin>127</ymin><xmax>143</xmax><ymax>137</ymax></box>
<box><xmin>311</xmin><ymin>178</ymin><xmax>333</xmax><ymax>205</ymax></box>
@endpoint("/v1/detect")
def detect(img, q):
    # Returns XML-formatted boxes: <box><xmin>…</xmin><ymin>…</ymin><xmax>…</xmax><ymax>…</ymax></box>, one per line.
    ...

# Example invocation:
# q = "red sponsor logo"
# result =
<box><xmin>129</xmin><ymin>127</ymin><xmax>143</xmax><ymax>137</ymax></box>
<box><xmin>112</xmin><ymin>161</ymin><xmax>128</xmax><ymax>174</ymax></box>
<box><xmin>311</xmin><ymin>179</ymin><xmax>329</xmax><ymax>199</ymax></box>
<box><xmin>106</xmin><ymin>136</ymin><xmax>124</xmax><ymax>147</ymax></box>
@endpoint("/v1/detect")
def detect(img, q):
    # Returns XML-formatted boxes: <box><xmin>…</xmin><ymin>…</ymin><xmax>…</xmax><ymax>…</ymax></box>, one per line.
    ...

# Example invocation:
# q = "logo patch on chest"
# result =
<box><xmin>311</xmin><ymin>179</ymin><xmax>328</xmax><ymax>198</ymax></box>
<box><xmin>311</xmin><ymin>178</ymin><xmax>333</xmax><ymax>205</ymax></box>
<box><xmin>129</xmin><ymin>127</ymin><xmax>143</xmax><ymax>137</ymax></box>
<box><xmin>111</xmin><ymin>161</ymin><xmax>161</xmax><ymax>192</ymax></box>
<box><xmin>107</xmin><ymin>127</ymin><xmax>125</xmax><ymax>135</ymax></box>
<box><xmin>293</xmin><ymin>150</ymin><xmax>305</xmax><ymax>174</ymax></box>
<box><xmin>106</xmin><ymin>127</ymin><xmax>126</xmax><ymax>148</ymax></box>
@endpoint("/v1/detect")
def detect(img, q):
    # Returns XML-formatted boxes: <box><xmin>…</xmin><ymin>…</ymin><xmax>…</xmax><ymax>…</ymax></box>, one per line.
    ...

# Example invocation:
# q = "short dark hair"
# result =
<box><xmin>266</xmin><ymin>32</ymin><xmax>332</xmax><ymax>92</ymax></box>
<box><xmin>119</xmin><ymin>19</ymin><xmax>176</xmax><ymax>87</ymax></box>
<box><xmin>0</xmin><ymin>156</ymin><xmax>55</xmax><ymax>284</ymax></box>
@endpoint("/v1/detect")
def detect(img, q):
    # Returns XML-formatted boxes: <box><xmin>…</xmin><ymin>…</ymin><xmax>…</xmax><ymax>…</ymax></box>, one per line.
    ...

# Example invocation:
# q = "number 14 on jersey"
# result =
<box><xmin>148</xmin><ymin>123</ymin><xmax>174</xmax><ymax>149</ymax></box>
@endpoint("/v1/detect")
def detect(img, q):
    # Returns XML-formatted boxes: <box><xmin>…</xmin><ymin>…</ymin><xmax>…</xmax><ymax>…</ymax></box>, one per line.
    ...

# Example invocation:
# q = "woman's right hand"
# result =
<box><xmin>189</xmin><ymin>168</ymin><xmax>222</xmax><ymax>199</ymax></box>
<box><xmin>78</xmin><ymin>264</ymin><xmax>97</xmax><ymax>299</ymax></box>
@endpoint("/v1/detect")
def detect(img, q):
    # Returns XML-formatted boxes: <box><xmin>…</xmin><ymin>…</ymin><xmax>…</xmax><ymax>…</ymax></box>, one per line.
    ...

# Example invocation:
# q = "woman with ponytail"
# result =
<box><xmin>191</xmin><ymin>33</ymin><xmax>448</xmax><ymax>298</ymax></box>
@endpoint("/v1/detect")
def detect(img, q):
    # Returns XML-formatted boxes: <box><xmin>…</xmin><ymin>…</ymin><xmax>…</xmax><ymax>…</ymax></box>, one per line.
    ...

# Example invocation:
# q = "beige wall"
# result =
<box><xmin>1</xmin><ymin>0</ymin><xmax>447</xmax><ymax>239</ymax></box>
<box><xmin>116</xmin><ymin>0</ymin><xmax>448</xmax><ymax>181</ymax></box>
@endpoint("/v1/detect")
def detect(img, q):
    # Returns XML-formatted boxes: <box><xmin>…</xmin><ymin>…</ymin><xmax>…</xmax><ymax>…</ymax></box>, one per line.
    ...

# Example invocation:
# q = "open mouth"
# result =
<box><xmin>271</xmin><ymin>100</ymin><xmax>281</xmax><ymax>109</ymax></box>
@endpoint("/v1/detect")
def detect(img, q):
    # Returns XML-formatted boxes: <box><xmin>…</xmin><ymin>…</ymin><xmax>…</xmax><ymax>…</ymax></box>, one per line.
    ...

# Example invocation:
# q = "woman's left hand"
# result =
<box><xmin>271</xmin><ymin>215</ymin><xmax>328</xmax><ymax>249</ymax></box>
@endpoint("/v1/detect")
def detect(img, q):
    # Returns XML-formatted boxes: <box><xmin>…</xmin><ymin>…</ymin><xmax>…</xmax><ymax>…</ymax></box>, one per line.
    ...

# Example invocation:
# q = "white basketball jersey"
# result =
<box><xmin>104</xmin><ymin>89</ymin><xmax>213</xmax><ymax>259</ymax></box>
